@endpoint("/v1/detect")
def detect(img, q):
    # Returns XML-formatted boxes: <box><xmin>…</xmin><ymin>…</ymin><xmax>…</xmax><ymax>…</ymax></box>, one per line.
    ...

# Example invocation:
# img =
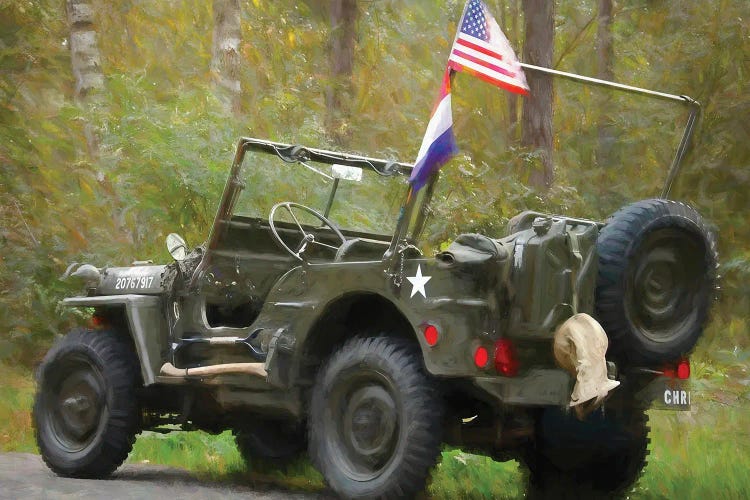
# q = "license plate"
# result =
<box><xmin>660</xmin><ymin>385</ymin><xmax>691</xmax><ymax>409</ymax></box>
<box><xmin>637</xmin><ymin>377</ymin><xmax>691</xmax><ymax>410</ymax></box>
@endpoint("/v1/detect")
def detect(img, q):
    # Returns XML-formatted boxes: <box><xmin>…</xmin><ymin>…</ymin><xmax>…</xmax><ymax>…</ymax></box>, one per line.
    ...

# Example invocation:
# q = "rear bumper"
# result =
<box><xmin>473</xmin><ymin>365</ymin><xmax>692</xmax><ymax>410</ymax></box>
<box><xmin>473</xmin><ymin>369</ymin><xmax>573</xmax><ymax>407</ymax></box>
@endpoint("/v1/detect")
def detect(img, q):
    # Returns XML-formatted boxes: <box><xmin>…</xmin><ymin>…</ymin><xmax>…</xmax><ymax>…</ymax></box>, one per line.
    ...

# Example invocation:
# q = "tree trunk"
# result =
<box><xmin>507</xmin><ymin>0</ymin><xmax>520</xmax><ymax>132</ymax></box>
<box><xmin>66</xmin><ymin>0</ymin><xmax>104</xmax><ymax>99</ymax></box>
<box><xmin>211</xmin><ymin>0</ymin><xmax>242</xmax><ymax>114</ymax></box>
<box><xmin>521</xmin><ymin>0</ymin><xmax>554</xmax><ymax>190</ymax></box>
<box><xmin>326</xmin><ymin>0</ymin><xmax>358</xmax><ymax>144</ymax></box>
<box><xmin>66</xmin><ymin>0</ymin><xmax>104</xmax><ymax>157</ymax></box>
<box><xmin>596</xmin><ymin>0</ymin><xmax>615</xmax><ymax>167</ymax></box>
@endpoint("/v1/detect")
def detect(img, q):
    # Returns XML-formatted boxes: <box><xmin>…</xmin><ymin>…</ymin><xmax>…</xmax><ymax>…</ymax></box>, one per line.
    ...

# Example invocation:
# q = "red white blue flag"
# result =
<box><xmin>409</xmin><ymin>0</ymin><xmax>527</xmax><ymax>191</ymax></box>
<box><xmin>449</xmin><ymin>0</ymin><xmax>529</xmax><ymax>94</ymax></box>
<box><xmin>408</xmin><ymin>70</ymin><xmax>458</xmax><ymax>191</ymax></box>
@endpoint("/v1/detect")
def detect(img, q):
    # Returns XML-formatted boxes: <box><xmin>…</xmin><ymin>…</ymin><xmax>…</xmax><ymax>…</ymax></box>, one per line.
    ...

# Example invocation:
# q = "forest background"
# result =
<box><xmin>0</xmin><ymin>0</ymin><xmax>748</xmax><ymax>497</ymax></box>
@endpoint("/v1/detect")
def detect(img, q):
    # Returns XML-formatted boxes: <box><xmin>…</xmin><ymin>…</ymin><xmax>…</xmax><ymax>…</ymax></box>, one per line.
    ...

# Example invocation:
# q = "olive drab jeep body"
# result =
<box><xmin>35</xmin><ymin>112</ymin><xmax>717</xmax><ymax>496</ymax></box>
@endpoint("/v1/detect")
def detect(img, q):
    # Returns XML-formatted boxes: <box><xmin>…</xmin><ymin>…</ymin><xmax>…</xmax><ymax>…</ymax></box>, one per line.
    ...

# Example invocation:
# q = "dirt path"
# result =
<box><xmin>0</xmin><ymin>453</ymin><xmax>328</xmax><ymax>499</ymax></box>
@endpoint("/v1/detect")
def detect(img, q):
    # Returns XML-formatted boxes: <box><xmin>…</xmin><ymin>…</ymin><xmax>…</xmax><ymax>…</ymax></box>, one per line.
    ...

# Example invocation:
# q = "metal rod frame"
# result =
<box><xmin>519</xmin><ymin>62</ymin><xmax>701</xmax><ymax>199</ymax></box>
<box><xmin>191</xmin><ymin>65</ymin><xmax>701</xmax><ymax>284</ymax></box>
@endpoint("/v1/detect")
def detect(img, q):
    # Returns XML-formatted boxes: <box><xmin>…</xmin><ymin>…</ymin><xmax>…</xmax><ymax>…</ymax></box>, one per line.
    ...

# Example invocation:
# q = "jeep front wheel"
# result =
<box><xmin>33</xmin><ymin>328</ymin><xmax>141</xmax><ymax>478</ymax></box>
<box><xmin>309</xmin><ymin>336</ymin><xmax>443</xmax><ymax>499</ymax></box>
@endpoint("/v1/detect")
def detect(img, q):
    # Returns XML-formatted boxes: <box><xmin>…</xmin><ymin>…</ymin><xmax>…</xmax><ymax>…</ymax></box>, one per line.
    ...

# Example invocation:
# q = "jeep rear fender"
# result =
<box><xmin>61</xmin><ymin>295</ymin><xmax>167</xmax><ymax>385</ymax></box>
<box><xmin>296</xmin><ymin>291</ymin><xmax>416</xmax><ymax>384</ymax></box>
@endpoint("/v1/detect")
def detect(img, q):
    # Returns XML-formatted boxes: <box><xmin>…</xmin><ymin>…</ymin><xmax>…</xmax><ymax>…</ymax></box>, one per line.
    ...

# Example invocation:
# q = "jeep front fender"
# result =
<box><xmin>61</xmin><ymin>295</ymin><xmax>167</xmax><ymax>385</ymax></box>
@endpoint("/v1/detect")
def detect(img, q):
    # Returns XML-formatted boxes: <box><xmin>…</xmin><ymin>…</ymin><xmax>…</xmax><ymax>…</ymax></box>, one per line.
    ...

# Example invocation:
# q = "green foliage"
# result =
<box><xmin>1</xmin><ymin>6</ymin><xmax>748</xmax><ymax>497</ymax></box>
<box><xmin>0</xmin><ymin>364</ymin><xmax>35</xmax><ymax>452</ymax></box>
<box><xmin>0</xmin><ymin>1</ymin><xmax>748</xmax><ymax>365</ymax></box>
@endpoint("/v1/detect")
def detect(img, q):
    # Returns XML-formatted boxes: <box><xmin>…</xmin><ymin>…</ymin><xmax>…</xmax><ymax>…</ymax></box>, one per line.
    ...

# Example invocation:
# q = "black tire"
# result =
<box><xmin>234</xmin><ymin>418</ymin><xmax>306</xmax><ymax>465</ymax></box>
<box><xmin>524</xmin><ymin>407</ymin><xmax>650</xmax><ymax>499</ymax></box>
<box><xmin>596</xmin><ymin>199</ymin><xmax>718</xmax><ymax>364</ymax></box>
<box><xmin>33</xmin><ymin>328</ymin><xmax>141</xmax><ymax>478</ymax></box>
<box><xmin>309</xmin><ymin>336</ymin><xmax>443</xmax><ymax>499</ymax></box>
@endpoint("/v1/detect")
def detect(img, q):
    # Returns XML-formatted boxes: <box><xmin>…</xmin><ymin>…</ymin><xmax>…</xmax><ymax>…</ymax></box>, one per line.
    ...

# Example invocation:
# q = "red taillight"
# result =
<box><xmin>662</xmin><ymin>359</ymin><xmax>690</xmax><ymax>379</ymax></box>
<box><xmin>677</xmin><ymin>359</ymin><xmax>690</xmax><ymax>379</ymax></box>
<box><xmin>474</xmin><ymin>346</ymin><xmax>489</xmax><ymax>368</ymax></box>
<box><xmin>423</xmin><ymin>324</ymin><xmax>439</xmax><ymax>347</ymax></box>
<box><xmin>89</xmin><ymin>315</ymin><xmax>105</xmax><ymax>328</ymax></box>
<box><xmin>494</xmin><ymin>338</ymin><xmax>519</xmax><ymax>377</ymax></box>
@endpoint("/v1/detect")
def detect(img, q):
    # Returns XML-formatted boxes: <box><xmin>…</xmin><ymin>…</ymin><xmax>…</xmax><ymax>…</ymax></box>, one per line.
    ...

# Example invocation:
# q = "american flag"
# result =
<box><xmin>448</xmin><ymin>0</ymin><xmax>529</xmax><ymax>95</ymax></box>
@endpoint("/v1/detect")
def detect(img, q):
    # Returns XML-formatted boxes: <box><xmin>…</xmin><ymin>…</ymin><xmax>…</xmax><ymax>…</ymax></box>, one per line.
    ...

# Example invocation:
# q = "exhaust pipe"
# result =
<box><xmin>160</xmin><ymin>362</ymin><xmax>267</xmax><ymax>379</ymax></box>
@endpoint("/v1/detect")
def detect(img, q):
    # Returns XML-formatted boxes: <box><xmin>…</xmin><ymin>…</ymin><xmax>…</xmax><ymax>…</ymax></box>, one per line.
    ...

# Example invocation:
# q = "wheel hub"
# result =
<box><xmin>628</xmin><ymin>230</ymin><xmax>702</xmax><ymax>343</ymax></box>
<box><xmin>52</xmin><ymin>366</ymin><xmax>104</xmax><ymax>447</ymax></box>
<box><xmin>345</xmin><ymin>386</ymin><xmax>397</xmax><ymax>460</ymax></box>
<box><xmin>328</xmin><ymin>374</ymin><xmax>401</xmax><ymax>481</ymax></box>
<box><xmin>640</xmin><ymin>261</ymin><xmax>678</xmax><ymax>315</ymax></box>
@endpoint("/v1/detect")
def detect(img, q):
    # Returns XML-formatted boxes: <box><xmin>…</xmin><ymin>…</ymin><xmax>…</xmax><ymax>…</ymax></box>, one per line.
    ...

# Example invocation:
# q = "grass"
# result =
<box><xmin>128</xmin><ymin>430</ymin><xmax>326</xmax><ymax>492</ymax></box>
<box><xmin>2</xmin><ymin>355</ymin><xmax>749</xmax><ymax>499</ymax></box>
<box><xmin>0</xmin><ymin>364</ymin><xmax>36</xmax><ymax>453</ymax></box>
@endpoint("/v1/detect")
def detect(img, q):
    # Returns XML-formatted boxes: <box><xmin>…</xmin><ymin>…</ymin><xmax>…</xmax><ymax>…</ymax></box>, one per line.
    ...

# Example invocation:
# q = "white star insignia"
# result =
<box><xmin>407</xmin><ymin>265</ymin><xmax>432</xmax><ymax>299</ymax></box>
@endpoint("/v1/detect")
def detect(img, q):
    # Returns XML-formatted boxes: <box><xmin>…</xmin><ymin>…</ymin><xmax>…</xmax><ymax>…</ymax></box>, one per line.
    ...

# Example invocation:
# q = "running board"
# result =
<box><xmin>159</xmin><ymin>362</ymin><xmax>267</xmax><ymax>379</ymax></box>
<box><xmin>173</xmin><ymin>328</ymin><xmax>266</xmax><ymax>361</ymax></box>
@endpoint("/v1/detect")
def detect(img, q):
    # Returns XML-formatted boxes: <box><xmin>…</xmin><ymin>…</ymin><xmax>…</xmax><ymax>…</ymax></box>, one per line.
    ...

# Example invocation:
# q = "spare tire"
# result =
<box><xmin>595</xmin><ymin>199</ymin><xmax>718</xmax><ymax>365</ymax></box>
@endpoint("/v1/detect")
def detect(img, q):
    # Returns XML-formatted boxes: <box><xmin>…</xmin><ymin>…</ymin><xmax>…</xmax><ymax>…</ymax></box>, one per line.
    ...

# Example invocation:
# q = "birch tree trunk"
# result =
<box><xmin>521</xmin><ymin>0</ymin><xmax>554</xmax><ymax>190</ymax></box>
<box><xmin>326</xmin><ymin>0</ymin><xmax>358</xmax><ymax>144</ymax></box>
<box><xmin>596</xmin><ymin>0</ymin><xmax>615</xmax><ymax>167</ymax></box>
<box><xmin>66</xmin><ymin>0</ymin><xmax>103</xmax><ymax>98</ymax></box>
<box><xmin>211</xmin><ymin>0</ymin><xmax>242</xmax><ymax>114</ymax></box>
<box><xmin>66</xmin><ymin>0</ymin><xmax>104</xmax><ymax>157</ymax></box>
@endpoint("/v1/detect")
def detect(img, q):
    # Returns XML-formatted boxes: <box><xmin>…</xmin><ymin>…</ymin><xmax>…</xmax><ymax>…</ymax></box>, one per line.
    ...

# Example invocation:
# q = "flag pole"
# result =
<box><xmin>385</xmin><ymin>2</ymin><xmax>471</xmax><ymax>265</ymax></box>
<box><xmin>383</xmin><ymin>184</ymin><xmax>413</xmax><ymax>265</ymax></box>
<box><xmin>518</xmin><ymin>62</ymin><xmax>694</xmax><ymax>104</ymax></box>
<box><xmin>518</xmin><ymin>61</ymin><xmax>700</xmax><ymax>198</ymax></box>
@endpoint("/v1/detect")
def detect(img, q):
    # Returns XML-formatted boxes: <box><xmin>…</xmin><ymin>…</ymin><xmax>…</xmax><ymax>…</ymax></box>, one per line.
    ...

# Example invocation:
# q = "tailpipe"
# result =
<box><xmin>160</xmin><ymin>362</ymin><xmax>267</xmax><ymax>379</ymax></box>
<box><xmin>553</xmin><ymin>313</ymin><xmax>620</xmax><ymax>419</ymax></box>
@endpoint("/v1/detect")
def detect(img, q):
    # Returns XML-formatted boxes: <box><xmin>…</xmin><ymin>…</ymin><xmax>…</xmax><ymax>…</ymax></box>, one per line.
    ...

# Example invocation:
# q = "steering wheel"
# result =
<box><xmin>268</xmin><ymin>202</ymin><xmax>346</xmax><ymax>261</ymax></box>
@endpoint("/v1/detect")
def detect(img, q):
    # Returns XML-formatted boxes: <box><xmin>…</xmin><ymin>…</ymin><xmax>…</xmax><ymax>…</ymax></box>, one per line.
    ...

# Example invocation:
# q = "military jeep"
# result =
<box><xmin>34</xmin><ymin>135</ymin><xmax>717</xmax><ymax>498</ymax></box>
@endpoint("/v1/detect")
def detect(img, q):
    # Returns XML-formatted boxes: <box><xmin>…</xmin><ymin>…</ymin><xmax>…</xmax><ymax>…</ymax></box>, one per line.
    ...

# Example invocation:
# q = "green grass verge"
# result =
<box><xmin>3</xmin><ymin>361</ymin><xmax>749</xmax><ymax>498</ymax></box>
<box><xmin>0</xmin><ymin>364</ymin><xmax>36</xmax><ymax>453</ymax></box>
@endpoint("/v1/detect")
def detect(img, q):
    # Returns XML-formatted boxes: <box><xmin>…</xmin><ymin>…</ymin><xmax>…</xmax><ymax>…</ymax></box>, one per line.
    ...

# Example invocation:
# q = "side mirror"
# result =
<box><xmin>166</xmin><ymin>233</ymin><xmax>188</xmax><ymax>261</ymax></box>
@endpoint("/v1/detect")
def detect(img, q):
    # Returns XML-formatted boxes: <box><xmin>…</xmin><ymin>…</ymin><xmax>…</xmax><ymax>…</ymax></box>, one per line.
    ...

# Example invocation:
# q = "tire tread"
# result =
<box><xmin>595</xmin><ymin>199</ymin><xmax>718</xmax><ymax>363</ymax></box>
<box><xmin>309</xmin><ymin>335</ymin><xmax>443</xmax><ymax>499</ymax></box>
<box><xmin>34</xmin><ymin>328</ymin><xmax>140</xmax><ymax>479</ymax></box>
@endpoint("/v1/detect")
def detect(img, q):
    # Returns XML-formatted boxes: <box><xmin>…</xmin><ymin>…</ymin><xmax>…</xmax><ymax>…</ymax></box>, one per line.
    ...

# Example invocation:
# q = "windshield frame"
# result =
<box><xmin>200</xmin><ymin>137</ymin><xmax>414</xmax><ymax>260</ymax></box>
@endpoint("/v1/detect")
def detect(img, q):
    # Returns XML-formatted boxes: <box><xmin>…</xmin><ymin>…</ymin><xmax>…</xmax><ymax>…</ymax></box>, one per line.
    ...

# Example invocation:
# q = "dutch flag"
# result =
<box><xmin>409</xmin><ymin>0</ymin><xmax>528</xmax><ymax>192</ymax></box>
<box><xmin>408</xmin><ymin>70</ymin><xmax>458</xmax><ymax>192</ymax></box>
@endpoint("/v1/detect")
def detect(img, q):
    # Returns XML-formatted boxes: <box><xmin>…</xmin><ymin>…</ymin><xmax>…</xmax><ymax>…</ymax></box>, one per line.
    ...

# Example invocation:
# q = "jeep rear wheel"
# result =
<box><xmin>33</xmin><ymin>328</ymin><xmax>141</xmax><ymax>478</ymax></box>
<box><xmin>524</xmin><ymin>407</ymin><xmax>649</xmax><ymax>498</ymax></box>
<box><xmin>596</xmin><ymin>199</ymin><xmax>718</xmax><ymax>364</ymax></box>
<box><xmin>309</xmin><ymin>336</ymin><xmax>443</xmax><ymax>499</ymax></box>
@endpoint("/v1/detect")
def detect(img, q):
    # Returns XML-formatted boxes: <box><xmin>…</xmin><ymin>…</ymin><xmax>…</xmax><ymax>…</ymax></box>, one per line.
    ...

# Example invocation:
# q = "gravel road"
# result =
<box><xmin>0</xmin><ymin>453</ymin><xmax>328</xmax><ymax>499</ymax></box>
